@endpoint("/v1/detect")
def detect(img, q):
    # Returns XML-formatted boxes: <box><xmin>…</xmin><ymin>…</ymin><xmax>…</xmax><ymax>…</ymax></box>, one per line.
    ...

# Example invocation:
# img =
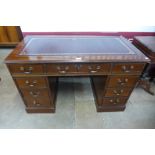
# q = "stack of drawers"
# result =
<box><xmin>92</xmin><ymin>63</ymin><xmax>145</xmax><ymax>112</ymax></box>
<box><xmin>8</xmin><ymin>64</ymin><xmax>57</xmax><ymax>113</ymax></box>
<box><xmin>7</xmin><ymin>62</ymin><xmax>145</xmax><ymax>113</ymax></box>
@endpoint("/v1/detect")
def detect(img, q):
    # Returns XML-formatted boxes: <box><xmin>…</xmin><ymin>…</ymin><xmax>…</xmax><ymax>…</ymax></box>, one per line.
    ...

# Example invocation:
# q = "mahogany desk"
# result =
<box><xmin>5</xmin><ymin>35</ymin><xmax>149</xmax><ymax>113</ymax></box>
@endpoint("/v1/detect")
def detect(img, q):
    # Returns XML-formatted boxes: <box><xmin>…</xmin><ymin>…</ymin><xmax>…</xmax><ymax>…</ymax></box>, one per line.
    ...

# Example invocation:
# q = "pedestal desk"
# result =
<box><xmin>5</xmin><ymin>35</ymin><xmax>149</xmax><ymax>113</ymax></box>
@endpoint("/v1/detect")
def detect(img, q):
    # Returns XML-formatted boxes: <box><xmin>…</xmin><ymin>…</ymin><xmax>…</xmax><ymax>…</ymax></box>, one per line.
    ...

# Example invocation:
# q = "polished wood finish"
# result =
<box><xmin>5</xmin><ymin>35</ymin><xmax>149</xmax><ymax>113</ymax></box>
<box><xmin>14</xmin><ymin>76</ymin><xmax>57</xmax><ymax>113</ymax></box>
<box><xmin>104</xmin><ymin>88</ymin><xmax>132</xmax><ymax>97</ymax></box>
<box><xmin>21</xmin><ymin>88</ymin><xmax>51</xmax><ymax>107</ymax></box>
<box><xmin>107</xmin><ymin>75</ymin><xmax>139</xmax><ymax>87</ymax></box>
<box><xmin>102</xmin><ymin>97</ymin><xmax>128</xmax><ymax>106</ymax></box>
<box><xmin>0</xmin><ymin>26</ymin><xmax>23</xmax><ymax>47</ymax></box>
<box><xmin>77</xmin><ymin>63</ymin><xmax>111</xmax><ymax>74</ymax></box>
<box><xmin>47</xmin><ymin>64</ymin><xmax>77</xmax><ymax>74</ymax></box>
<box><xmin>15</xmin><ymin>77</ymin><xmax>47</xmax><ymax>89</ymax></box>
<box><xmin>9</xmin><ymin>64</ymin><xmax>44</xmax><ymax>74</ymax></box>
<box><xmin>47</xmin><ymin>63</ymin><xmax>111</xmax><ymax>75</ymax></box>
<box><xmin>111</xmin><ymin>63</ymin><xmax>145</xmax><ymax>74</ymax></box>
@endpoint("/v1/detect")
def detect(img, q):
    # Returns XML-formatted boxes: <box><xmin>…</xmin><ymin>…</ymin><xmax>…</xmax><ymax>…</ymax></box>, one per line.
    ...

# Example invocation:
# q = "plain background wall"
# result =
<box><xmin>1</xmin><ymin>0</ymin><xmax>155</xmax><ymax>33</ymax></box>
<box><xmin>21</xmin><ymin>26</ymin><xmax>155</xmax><ymax>32</ymax></box>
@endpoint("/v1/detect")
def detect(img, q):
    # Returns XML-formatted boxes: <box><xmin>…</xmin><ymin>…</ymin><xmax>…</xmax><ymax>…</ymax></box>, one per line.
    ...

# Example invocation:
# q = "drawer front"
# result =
<box><xmin>77</xmin><ymin>63</ymin><xmax>111</xmax><ymax>74</ymax></box>
<box><xmin>102</xmin><ymin>97</ymin><xmax>128</xmax><ymax>106</ymax></box>
<box><xmin>21</xmin><ymin>89</ymin><xmax>51</xmax><ymax>107</ymax></box>
<box><xmin>47</xmin><ymin>64</ymin><xmax>77</xmax><ymax>74</ymax></box>
<box><xmin>108</xmin><ymin>75</ymin><xmax>139</xmax><ymax>87</ymax></box>
<box><xmin>15</xmin><ymin>77</ymin><xmax>47</xmax><ymax>89</ymax></box>
<box><xmin>25</xmin><ymin>97</ymin><xmax>51</xmax><ymax>107</ymax></box>
<box><xmin>9</xmin><ymin>64</ymin><xmax>44</xmax><ymax>74</ymax></box>
<box><xmin>104</xmin><ymin>88</ymin><xmax>132</xmax><ymax>97</ymax></box>
<box><xmin>112</xmin><ymin>63</ymin><xmax>145</xmax><ymax>74</ymax></box>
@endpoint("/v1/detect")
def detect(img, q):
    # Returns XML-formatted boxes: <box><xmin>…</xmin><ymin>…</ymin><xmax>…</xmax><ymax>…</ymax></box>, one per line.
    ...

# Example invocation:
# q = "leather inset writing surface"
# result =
<box><xmin>20</xmin><ymin>36</ymin><xmax>135</xmax><ymax>56</ymax></box>
<box><xmin>5</xmin><ymin>35</ymin><xmax>149</xmax><ymax>63</ymax></box>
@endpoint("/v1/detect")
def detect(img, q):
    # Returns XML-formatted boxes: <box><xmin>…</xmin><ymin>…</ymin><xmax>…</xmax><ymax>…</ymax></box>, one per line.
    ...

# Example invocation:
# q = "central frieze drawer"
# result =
<box><xmin>15</xmin><ymin>77</ymin><xmax>47</xmax><ymax>89</ymax></box>
<box><xmin>111</xmin><ymin>63</ymin><xmax>145</xmax><ymax>74</ymax></box>
<box><xmin>47</xmin><ymin>63</ymin><xmax>111</xmax><ymax>75</ymax></box>
<box><xmin>21</xmin><ymin>89</ymin><xmax>51</xmax><ymax>107</ymax></box>
<box><xmin>77</xmin><ymin>63</ymin><xmax>111</xmax><ymax>74</ymax></box>
<box><xmin>9</xmin><ymin>64</ymin><xmax>44</xmax><ymax>74</ymax></box>
<box><xmin>108</xmin><ymin>75</ymin><xmax>139</xmax><ymax>87</ymax></box>
<box><xmin>47</xmin><ymin>64</ymin><xmax>77</xmax><ymax>74</ymax></box>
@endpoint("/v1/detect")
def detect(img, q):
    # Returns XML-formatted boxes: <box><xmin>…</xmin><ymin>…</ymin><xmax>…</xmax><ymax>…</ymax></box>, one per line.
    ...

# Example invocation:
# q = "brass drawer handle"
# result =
<box><xmin>122</xmin><ymin>66</ymin><xmax>130</xmax><ymax>73</ymax></box>
<box><xmin>59</xmin><ymin>70</ymin><xmax>66</xmax><ymax>74</ymax></box>
<box><xmin>33</xmin><ymin>100</ymin><xmax>40</xmax><ymax>106</ymax></box>
<box><xmin>90</xmin><ymin>70</ymin><xmax>97</xmax><ymax>73</ymax></box>
<box><xmin>30</xmin><ymin>91</ymin><xmax>40</xmax><ymax>97</ymax></box>
<box><xmin>110</xmin><ymin>98</ymin><xmax>120</xmax><ymax>104</ymax></box>
<box><xmin>20</xmin><ymin>66</ymin><xmax>33</xmax><ymax>74</ymax></box>
<box><xmin>121</xmin><ymin>65</ymin><xmax>134</xmax><ymax>73</ymax></box>
<box><xmin>88</xmin><ymin>65</ymin><xmax>101</xmax><ymax>70</ymax></box>
<box><xmin>117</xmin><ymin>78</ymin><xmax>128</xmax><ymax>85</ymax></box>
<box><xmin>25</xmin><ymin>80</ymin><xmax>37</xmax><ymax>87</ymax></box>
<box><xmin>96</xmin><ymin>66</ymin><xmax>101</xmax><ymax>70</ymax></box>
<box><xmin>88</xmin><ymin>65</ymin><xmax>101</xmax><ymax>73</ymax></box>
<box><xmin>113</xmin><ymin>89</ymin><xmax>124</xmax><ymax>95</ymax></box>
<box><xmin>110</xmin><ymin>99</ymin><xmax>114</xmax><ymax>103</ymax></box>
<box><xmin>57</xmin><ymin>66</ymin><xmax>69</xmax><ymax>74</ymax></box>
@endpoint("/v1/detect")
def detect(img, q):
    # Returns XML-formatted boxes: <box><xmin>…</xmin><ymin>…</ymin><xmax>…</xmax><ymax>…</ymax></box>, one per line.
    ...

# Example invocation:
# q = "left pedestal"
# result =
<box><xmin>7</xmin><ymin>64</ymin><xmax>58</xmax><ymax>113</ymax></box>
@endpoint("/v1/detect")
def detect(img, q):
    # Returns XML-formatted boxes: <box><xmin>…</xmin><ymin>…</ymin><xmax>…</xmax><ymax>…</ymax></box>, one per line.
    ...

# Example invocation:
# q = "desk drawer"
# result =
<box><xmin>104</xmin><ymin>88</ymin><xmax>132</xmax><ymax>97</ymax></box>
<box><xmin>112</xmin><ymin>63</ymin><xmax>145</xmax><ymax>74</ymax></box>
<box><xmin>21</xmin><ymin>89</ymin><xmax>51</xmax><ymax>107</ymax></box>
<box><xmin>102</xmin><ymin>97</ymin><xmax>128</xmax><ymax>106</ymax></box>
<box><xmin>15</xmin><ymin>77</ymin><xmax>47</xmax><ymax>89</ymax></box>
<box><xmin>47</xmin><ymin>64</ymin><xmax>77</xmax><ymax>74</ymax></box>
<box><xmin>77</xmin><ymin>63</ymin><xmax>111</xmax><ymax>74</ymax></box>
<box><xmin>9</xmin><ymin>64</ymin><xmax>44</xmax><ymax>74</ymax></box>
<box><xmin>108</xmin><ymin>75</ymin><xmax>139</xmax><ymax>87</ymax></box>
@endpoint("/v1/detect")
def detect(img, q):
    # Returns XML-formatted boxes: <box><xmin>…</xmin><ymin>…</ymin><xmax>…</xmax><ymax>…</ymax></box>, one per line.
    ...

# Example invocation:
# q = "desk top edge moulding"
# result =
<box><xmin>5</xmin><ymin>35</ymin><xmax>149</xmax><ymax>63</ymax></box>
<box><xmin>4</xmin><ymin>35</ymin><xmax>150</xmax><ymax>113</ymax></box>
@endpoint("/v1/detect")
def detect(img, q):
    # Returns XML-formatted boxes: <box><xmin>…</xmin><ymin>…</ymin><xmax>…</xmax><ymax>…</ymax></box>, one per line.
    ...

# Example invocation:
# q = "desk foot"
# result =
<box><xmin>26</xmin><ymin>107</ymin><xmax>55</xmax><ymax>113</ymax></box>
<box><xmin>96</xmin><ymin>105</ymin><xmax>126</xmax><ymax>112</ymax></box>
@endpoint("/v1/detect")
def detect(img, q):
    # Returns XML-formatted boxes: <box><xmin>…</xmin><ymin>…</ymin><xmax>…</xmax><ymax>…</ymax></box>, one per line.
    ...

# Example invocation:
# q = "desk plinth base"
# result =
<box><xmin>95</xmin><ymin>104</ymin><xmax>126</xmax><ymax>112</ymax></box>
<box><xmin>26</xmin><ymin>107</ymin><xmax>55</xmax><ymax>113</ymax></box>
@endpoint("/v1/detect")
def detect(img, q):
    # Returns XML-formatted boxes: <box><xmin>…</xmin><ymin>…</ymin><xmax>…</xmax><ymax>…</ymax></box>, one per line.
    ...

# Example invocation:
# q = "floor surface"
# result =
<box><xmin>0</xmin><ymin>48</ymin><xmax>155</xmax><ymax>128</ymax></box>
